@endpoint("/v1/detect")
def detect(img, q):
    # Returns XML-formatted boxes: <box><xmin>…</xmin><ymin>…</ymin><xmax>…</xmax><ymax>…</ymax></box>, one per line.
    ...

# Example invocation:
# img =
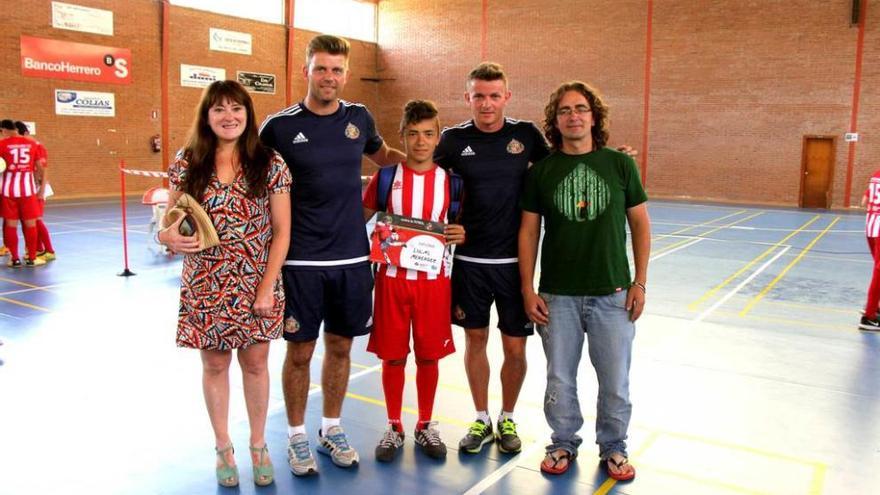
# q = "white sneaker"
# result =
<box><xmin>287</xmin><ymin>433</ymin><xmax>318</xmax><ymax>476</ymax></box>
<box><xmin>317</xmin><ymin>425</ymin><xmax>360</xmax><ymax>467</ymax></box>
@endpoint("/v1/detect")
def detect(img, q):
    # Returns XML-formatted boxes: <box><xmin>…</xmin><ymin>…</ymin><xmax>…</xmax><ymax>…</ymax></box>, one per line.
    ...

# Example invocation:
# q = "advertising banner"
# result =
<box><xmin>180</xmin><ymin>64</ymin><xmax>226</xmax><ymax>88</ymax></box>
<box><xmin>21</xmin><ymin>36</ymin><xmax>131</xmax><ymax>85</ymax></box>
<box><xmin>55</xmin><ymin>89</ymin><xmax>115</xmax><ymax>117</ymax></box>
<box><xmin>209</xmin><ymin>28</ymin><xmax>252</xmax><ymax>55</ymax></box>
<box><xmin>51</xmin><ymin>2</ymin><xmax>113</xmax><ymax>36</ymax></box>
<box><xmin>237</xmin><ymin>71</ymin><xmax>275</xmax><ymax>94</ymax></box>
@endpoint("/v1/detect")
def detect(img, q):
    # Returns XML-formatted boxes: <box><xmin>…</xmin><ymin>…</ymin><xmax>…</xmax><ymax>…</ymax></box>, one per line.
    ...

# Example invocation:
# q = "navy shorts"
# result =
<box><xmin>451</xmin><ymin>260</ymin><xmax>534</xmax><ymax>337</ymax></box>
<box><xmin>281</xmin><ymin>264</ymin><xmax>374</xmax><ymax>342</ymax></box>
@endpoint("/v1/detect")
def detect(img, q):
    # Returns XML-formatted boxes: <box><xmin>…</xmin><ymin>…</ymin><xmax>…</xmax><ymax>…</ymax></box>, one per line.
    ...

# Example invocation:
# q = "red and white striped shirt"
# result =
<box><xmin>0</xmin><ymin>136</ymin><xmax>38</xmax><ymax>198</ymax></box>
<box><xmin>865</xmin><ymin>170</ymin><xmax>880</xmax><ymax>237</ymax></box>
<box><xmin>363</xmin><ymin>163</ymin><xmax>452</xmax><ymax>280</ymax></box>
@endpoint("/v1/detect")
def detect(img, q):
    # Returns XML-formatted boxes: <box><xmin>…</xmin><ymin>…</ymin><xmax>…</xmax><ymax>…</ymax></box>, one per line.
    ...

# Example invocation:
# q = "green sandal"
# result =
<box><xmin>215</xmin><ymin>444</ymin><xmax>239</xmax><ymax>487</ymax></box>
<box><xmin>250</xmin><ymin>444</ymin><xmax>275</xmax><ymax>486</ymax></box>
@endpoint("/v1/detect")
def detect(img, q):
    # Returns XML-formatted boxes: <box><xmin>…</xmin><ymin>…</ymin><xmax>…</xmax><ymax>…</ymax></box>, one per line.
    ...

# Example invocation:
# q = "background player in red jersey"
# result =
<box><xmin>859</xmin><ymin>170</ymin><xmax>880</xmax><ymax>331</ymax></box>
<box><xmin>0</xmin><ymin>119</ymin><xmax>45</xmax><ymax>267</ymax></box>
<box><xmin>362</xmin><ymin>100</ymin><xmax>465</xmax><ymax>462</ymax></box>
<box><xmin>14</xmin><ymin>121</ymin><xmax>55</xmax><ymax>262</ymax></box>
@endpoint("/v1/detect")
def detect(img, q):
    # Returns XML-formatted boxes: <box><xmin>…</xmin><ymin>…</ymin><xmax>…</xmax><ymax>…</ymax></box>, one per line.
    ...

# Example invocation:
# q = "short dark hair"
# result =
<box><xmin>306</xmin><ymin>34</ymin><xmax>351</xmax><ymax>65</ymax></box>
<box><xmin>467</xmin><ymin>62</ymin><xmax>507</xmax><ymax>88</ymax></box>
<box><xmin>0</xmin><ymin>120</ymin><xmax>15</xmax><ymax>130</ymax></box>
<box><xmin>14</xmin><ymin>121</ymin><xmax>29</xmax><ymax>135</ymax></box>
<box><xmin>399</xmin><ymin>100</ymin><xmax>439</xmax><ymax>134</ymax></box>
<box><xmin>543</xmin><ymin>81</ymin><xmax>609</xmax><ymax>150</ymax></box>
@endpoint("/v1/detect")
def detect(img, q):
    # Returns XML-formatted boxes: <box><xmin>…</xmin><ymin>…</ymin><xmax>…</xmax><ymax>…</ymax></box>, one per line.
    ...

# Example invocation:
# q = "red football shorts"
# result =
<box><xmin>1</xmin><ymin>195</ymin><xmax>40</xmax><ymax>221</ymax></box>
<box><xmin>368</xmin><ymin>275</ymin><xmax>455</xmax><ymax>361</ymax></box>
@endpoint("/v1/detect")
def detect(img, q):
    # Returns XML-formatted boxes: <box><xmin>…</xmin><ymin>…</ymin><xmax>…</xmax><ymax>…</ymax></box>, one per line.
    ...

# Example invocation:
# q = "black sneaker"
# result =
<box><xmin>859</xmin><ymin>316</ymin><xmax>880</xmax><ymax>332</ymax></box>
<box><xmin>496</xmin><ymin>417</ymin><xmax>522</xmax><ymax>453</ymax></box>
<box><xmin>458</xmin><ymin>419</ymin><xmax>493</xmax><ymax>453</ymax></box>
<box><xmin>375</xmin><ymin>424</ymin><xmax>404</xmax><ymax>462</ymax></box>
<box><xmin>6</xmin><ymin>258</ymin><xmax>21</xmax><ymax>268</ymax></box>
<box><xmin>414</xmin><ymin>422</ymin><xmax>447</xmax><ymax>459</ymax></box>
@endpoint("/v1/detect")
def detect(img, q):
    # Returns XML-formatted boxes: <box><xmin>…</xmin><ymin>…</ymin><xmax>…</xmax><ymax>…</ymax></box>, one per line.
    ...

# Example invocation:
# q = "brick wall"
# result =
<box><xmin>377</xmin><ymin>0</ymin><xmax>877</xmax><ymax>208</ymax></box>
<box><xmin>1</xmin><ymin>0</ymin><xmax>378</xmax><ymax>199</ymax></box>
<box><xmin>3</xmin><ymin>0</ymin><xmax>878</xmax><ymax>207</ymax></box>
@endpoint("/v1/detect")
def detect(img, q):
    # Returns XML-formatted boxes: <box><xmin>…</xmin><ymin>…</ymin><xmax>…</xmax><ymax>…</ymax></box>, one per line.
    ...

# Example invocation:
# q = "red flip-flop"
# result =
<box><xmin>541</xmin><ymin>450</ymin><xmax>575</xmax><ymax>475</ymax></box>
<box><xmin>604</xmin><ymin>455</ymin><xmax>636</xmax><ymax>481</ymax></box>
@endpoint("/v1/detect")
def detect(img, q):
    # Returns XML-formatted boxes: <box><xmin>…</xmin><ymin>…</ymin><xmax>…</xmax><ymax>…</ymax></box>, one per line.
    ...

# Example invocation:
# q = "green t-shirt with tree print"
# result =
<box><xmin>521</xmin><ymin>147</ymin><xmax>647</xmax><ymax>296</ymax></box>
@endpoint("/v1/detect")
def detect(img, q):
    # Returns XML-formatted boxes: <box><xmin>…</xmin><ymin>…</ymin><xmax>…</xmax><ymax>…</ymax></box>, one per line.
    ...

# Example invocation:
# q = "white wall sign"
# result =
<box><xmin>180</xmin><ymin>64</ymin><xmax>226</xmax><ymax>88</ymax></box>
<box><xmin>51</xmin><ymin>2</ymin><xmax>113</xmax><ymax>36</ymax></box>
<box><xmin>23</xmin><ymin>121</ymin><xmax>37</xmax><ymax>135</ymax></box>
<box><xmin>845</xmin><ymin>132</ymin><xmax>860</xmax><ymax>142</ymax></box>
<box><xmin>55</xmin><ymin>89</ymin><xmax>115</xmax><ymax>117</ymax></box>
<box><xmin>209</xmin><ymin>28</ymin><xmax>252</xmax><ymax>55</ymax></box>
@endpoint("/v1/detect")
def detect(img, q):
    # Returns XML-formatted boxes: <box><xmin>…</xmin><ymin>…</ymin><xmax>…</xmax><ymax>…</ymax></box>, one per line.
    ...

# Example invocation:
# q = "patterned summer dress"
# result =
<box><xmin>168</xmin><ymin>152</ymin><xmax>292</xmax><ymax>350</ymax></box>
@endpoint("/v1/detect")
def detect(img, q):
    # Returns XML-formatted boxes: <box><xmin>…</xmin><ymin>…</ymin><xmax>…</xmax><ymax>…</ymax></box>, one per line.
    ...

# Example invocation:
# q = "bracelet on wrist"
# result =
<box><xmin>631</xmin><ymin>281</ymin><xmax>646</xmax><ymax>293</ymax></box>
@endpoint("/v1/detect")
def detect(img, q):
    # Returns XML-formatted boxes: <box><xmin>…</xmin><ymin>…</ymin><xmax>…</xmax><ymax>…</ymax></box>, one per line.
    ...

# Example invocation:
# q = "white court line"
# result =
<box><xmin>693</xmin><ymin>245</ymin><xmax>791</xmax><ymax>323</ymax></box>
<box><xmin>650</xmin><ymin>238</ymin><xmax>705</xmax><ymax>261</ymax></box>
<box><xmin>462</xmin><ymin>442</ymin><xmax>544</xmax><ymax>495</ymax></box>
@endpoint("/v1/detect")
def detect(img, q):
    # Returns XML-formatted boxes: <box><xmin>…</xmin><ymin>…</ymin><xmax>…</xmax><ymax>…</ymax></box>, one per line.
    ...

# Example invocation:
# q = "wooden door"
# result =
<box><xmin>800</xmin><ymin>137</ymin><xmax>835</xmax><ymax>208</ymax></box>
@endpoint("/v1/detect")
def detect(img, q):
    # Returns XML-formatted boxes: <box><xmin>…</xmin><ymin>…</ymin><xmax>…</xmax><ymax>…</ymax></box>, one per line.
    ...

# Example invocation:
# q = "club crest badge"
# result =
<box><xmin>507</xmin><ymin>138</ymin><xmax>524</xmax><ymax>154</ymax></box>
<box><xmin>345</xmin><ymin>122</ymin><xmax>360</xmax><ymax>139</ymax></box>
<box><xmin>284</xmin><ymin>317</ymin><xmax>300</xmax><ymax>334</ymax></box>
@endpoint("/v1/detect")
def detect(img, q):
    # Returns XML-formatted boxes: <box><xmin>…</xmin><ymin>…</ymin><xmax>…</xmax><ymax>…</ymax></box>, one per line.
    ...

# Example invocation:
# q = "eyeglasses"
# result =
<box><xmin>557</xmin><ymin>106</ymin><xmax>592</xmax><ymax>117</ymax></box>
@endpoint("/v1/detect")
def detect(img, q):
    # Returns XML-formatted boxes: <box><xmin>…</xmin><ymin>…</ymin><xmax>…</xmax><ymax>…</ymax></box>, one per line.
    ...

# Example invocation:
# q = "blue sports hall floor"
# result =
<box><xmin>0</xmin><ymin>198</ymin><xmax>878</xmax><ymax>495</ymax></box>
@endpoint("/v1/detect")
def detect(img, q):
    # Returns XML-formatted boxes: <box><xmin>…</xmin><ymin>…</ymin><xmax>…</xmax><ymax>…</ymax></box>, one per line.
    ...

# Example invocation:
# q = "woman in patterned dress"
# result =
<box><xmin>158</xmin><ymin>80</ymin><xmax>291</xmax><ymax>487</ymax></box>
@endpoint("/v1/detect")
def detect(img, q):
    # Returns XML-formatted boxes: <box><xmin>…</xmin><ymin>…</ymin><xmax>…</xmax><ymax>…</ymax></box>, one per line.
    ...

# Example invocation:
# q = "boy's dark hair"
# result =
<box><xmin>399</xmin><ymin>99</ymin><xmax>439</xmax><ymax>134</ymax></box>
<box><xmin>14</xmin><ymin>121</ymin><xmax>29</xmax><ymax>135</ymax></box>
<box><xmin>0</xmin><ymin>120</ymin><xmax>15</xmax><ymax>130</ymax></box>
<box><xmin>306</xmin><ymin>34</ymin><xmax>351</xmax><ymax>65</ymax></box>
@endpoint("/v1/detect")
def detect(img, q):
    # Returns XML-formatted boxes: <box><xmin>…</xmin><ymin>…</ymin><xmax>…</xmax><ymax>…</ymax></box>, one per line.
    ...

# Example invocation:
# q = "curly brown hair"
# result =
<box><xmin>542</xmin><ymin>81</ymin><xmax>609</xmax><ymax>151</ymax></box>
<box><xmin>181</xmin><ymin>80</ymin><xmax>271</xmax><ymax>200</ymax></box>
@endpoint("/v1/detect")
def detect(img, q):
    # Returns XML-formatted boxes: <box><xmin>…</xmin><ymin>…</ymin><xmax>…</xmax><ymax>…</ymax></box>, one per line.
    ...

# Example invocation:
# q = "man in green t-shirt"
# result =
<box><xmin>519</xmin><ymin>81</ymin><xmax>651</xmax><ymax>481</ymax></box>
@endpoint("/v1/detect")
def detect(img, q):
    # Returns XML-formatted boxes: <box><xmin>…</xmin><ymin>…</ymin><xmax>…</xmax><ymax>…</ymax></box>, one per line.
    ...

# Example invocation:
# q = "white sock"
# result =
<box><xmin>288</xmin><ymin>424</ymin><xmax>306</xmax><ymax>438</ymax></box>
<box><xmin>476</xmin><ymin>411</ymin><xmax>491</xmax><ymax>424</ymax></box>
<box><xmin>499</xmin><ymin>411</ymin><xmax>514</xmax><ymax>422</ymax></box>
<box><xmin>321</xmin><ymin>417</ymin><xmax>341</xmax><ymax>433</ymax></box>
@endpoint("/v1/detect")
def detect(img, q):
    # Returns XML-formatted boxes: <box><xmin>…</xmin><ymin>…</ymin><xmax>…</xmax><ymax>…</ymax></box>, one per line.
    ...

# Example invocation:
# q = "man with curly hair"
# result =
<box><xmin>519</xmin><ymin>81</ymin><xmax>651</xmax><ymax>481</ymax></box>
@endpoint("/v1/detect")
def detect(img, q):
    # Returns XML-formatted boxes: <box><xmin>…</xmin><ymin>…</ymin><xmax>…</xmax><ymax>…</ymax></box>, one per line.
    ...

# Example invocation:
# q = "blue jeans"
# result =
<box><xmin>537</xmin><ymin>291</ymin><xmax>635</xmax><ymax>459</ymax></box>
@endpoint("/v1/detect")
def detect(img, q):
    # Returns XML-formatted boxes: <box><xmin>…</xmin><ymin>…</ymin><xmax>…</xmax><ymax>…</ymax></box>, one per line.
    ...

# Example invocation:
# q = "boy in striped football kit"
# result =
<box><xmin>0</xmin><ymin>119</ymin><xmax>45</xmax><ymax>267</ymax></box>
<box><xmin>859</xmin><ymin>170</ymin><xmax>880</xmax><ymax>331</ymax></box>
<box><xmin>362</xmin><ymin>100</ymin><xmax>466</xmax><ymax>462</ymax></box>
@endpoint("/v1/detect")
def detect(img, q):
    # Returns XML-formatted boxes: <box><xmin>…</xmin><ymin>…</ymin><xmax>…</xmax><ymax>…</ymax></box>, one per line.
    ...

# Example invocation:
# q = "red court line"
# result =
<box><xmin>640</xmin><ymin>0</ymin><xmax>654</xmax><ymax>185</ymax></box>
<box><xmin>481</xmin><ymin>0</ymin><xmax>488</xmax><ymax>60</ymax></box>
<box><xmin>843</xmin><ymin>0</ymin><xmax>868</xmax><ymax>207</ymax></box>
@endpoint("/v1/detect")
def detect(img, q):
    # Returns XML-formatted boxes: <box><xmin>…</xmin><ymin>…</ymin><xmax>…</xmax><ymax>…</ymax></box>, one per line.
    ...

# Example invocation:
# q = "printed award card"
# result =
<box><xmin>370</xmin><ymin>213</ymin><xmax>447</xmax><ymax>275</ymax></box>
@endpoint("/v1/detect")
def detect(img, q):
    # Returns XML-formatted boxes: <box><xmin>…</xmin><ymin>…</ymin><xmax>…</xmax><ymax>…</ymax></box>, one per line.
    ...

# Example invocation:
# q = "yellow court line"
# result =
<box><xmin>740</xmin><ymin>217</ymin><xmax>841</xmax><ymax>316</ymax></box>
<box><xmin>809</xmin><ymin>463</ymin><xmax>827</xmax><ymax>495</ymax></box>
<box><xmin>0</xmin><ymin>276</ymin><xmax>56</xmax><ymax>292</ymax></box>
<box><xmin>709</xmin><ymin>309</ymin><xmax>854</xmax><ymax>333</ymax></box>
<box><xmin>0</xmin><ymin>296</ymin><xmax>50</xmax><ymax>312</ymax></box>
<box><xmin>689</xmin><ymin>215</ymin><xmax>821</xmax><ymax>311</ymax></box>
<box><xmin>652</xmin><ymin>209</ymin><xmax>747</xmax><ymax>242</ymax></box>
<box><xmin>632</xmin><ymin>462</ymin><xmax>778</xmax><ymax>495</ymax></box>
<box><xmin>593</xmin><ymin>431</ymin><xmax>661</xmax><ymax>495</ymax></box>
<box><xmin>761</xmin><ymin>299</ymin><xmax>856</xmax><ymax>315</ymax></box>
<box><xmin>652</xmin><ymin>211</ymin><xmax>765</xmax><ymax>258</ymax></box>
<box><xmin>313</xmin><ymin>355</ymin><xmax>375</xmax><ymax>370</ymax></box>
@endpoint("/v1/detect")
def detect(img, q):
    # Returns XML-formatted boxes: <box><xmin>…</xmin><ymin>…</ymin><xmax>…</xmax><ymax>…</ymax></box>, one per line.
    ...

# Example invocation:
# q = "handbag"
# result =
<box><xmin>161</xmin><ymin>192</ymin><xmax>220</xmax><ymax>251</ymax></box>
